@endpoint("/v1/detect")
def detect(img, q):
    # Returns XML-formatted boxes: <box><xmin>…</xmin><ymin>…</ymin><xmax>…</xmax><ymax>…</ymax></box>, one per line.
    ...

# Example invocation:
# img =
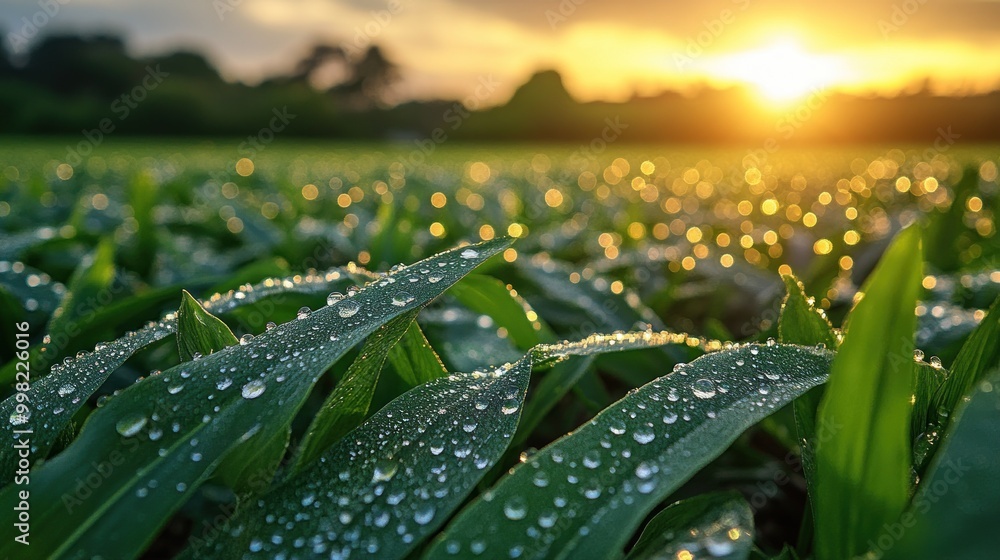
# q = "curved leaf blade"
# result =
<box><xmin>814</xmin><ymin>226</ymin><xmax>922</xmax><ymax>560</ymax></box>
<box><xmin>0</xmin><ymin>239</ymin><xmax>511</xmax><ymax>559</ymax></box>
<box><xmin>0</xmin><ymin>266</ymin><xmax>358</xmax><ymax>485</ymax></box>
<box><xmin>450</xmin><ymin>273</ymin><xmax>552</xmax><ymax>349</ymax></box>
<box><xmin>427</xmin><ymin>343</ymin><xmax>831</xmax><ymax>560</ymax></box>
<box><xmin>883</xmin><ymin>371</ymin><xmax>1000</xmax><ymax>560</ymax></box>
<box><xmin>292</xmin><ymin>309</ymin><xmax>421</xmax><ymax>473</ymax></box>
<box><xmin>192</xmin><ymin>354</ymin><xmax>534</xmax><ymax>560</ymax></box>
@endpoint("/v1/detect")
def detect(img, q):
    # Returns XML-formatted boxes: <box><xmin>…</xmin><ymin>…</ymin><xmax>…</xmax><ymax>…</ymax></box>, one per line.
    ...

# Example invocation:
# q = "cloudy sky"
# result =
<box><xmin>4</xmin><ymin>0</ymin><xmax>1000</xmax><ymax>104</ymax></box>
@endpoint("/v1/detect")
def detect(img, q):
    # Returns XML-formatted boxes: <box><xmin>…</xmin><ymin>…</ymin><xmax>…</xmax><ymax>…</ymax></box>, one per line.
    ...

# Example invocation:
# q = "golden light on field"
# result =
<box><xmin>704</xmin><ymin>38</ymin><xmax>852</xmax><ymax>104</ymax></box>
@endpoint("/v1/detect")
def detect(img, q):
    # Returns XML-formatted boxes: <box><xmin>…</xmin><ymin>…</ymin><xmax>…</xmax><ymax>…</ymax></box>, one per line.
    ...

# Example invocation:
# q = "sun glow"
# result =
<box><xmin>705</xmin><ymin>38</ymin><xmax>852</xmax><ymax>104</ymax></box>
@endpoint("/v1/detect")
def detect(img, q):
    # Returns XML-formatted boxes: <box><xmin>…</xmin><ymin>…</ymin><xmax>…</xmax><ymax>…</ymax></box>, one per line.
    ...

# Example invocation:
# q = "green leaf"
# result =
<box><xmin>0</xmin><ymin>260</ymin><xmax>64</xmax><ymax>317</ymax></box>
<box><xmin>292</xmin><ymin>309</ymin><xmax>421</xmax><ymax>473</ymax></box>
<box><xmin>777</xmin><ymin>273</ymin><xmax>837</xmax><ymax>550</ymax></box>
<box><xmin>449</xmin><ymin>273</ymin><xmax>553</xmax><ymax>349</ymax></box>
<box><xmin>190</xmin><ymin>347</ymin><xmax>535</xmax><ymax>560</ymax></box>
<box><xmin>0</xmin><ymin>265</ymin><xmax>356</xmax><ymax>485</ymax></box>
<box><xmin>813</xmin><ymin>226</ymin><xmax>922</xmax><ymax>560</ymax></box>
<box><xmin>387</xmin><ymin>320</ymin><xmax>448</xmax><ymax>387</ymax></box>
<box><xmin>624</xmin><ymin>491</ymin><xmax>753</xmax><ymax>560</ymax></box>
<box><xmin>778</xmin><ymin>275</ymin><xmax>837</xmax><ymax>349</ymax></box>
<box><xmin>929</xmin><ymin>295</ymin><xmax>1000</xmax><ymax>427</ymax></box>
<box><xmin>176</xmin><ymin>289</ymin><xmax>239</xmax><ymax>362</ymax></box>
<box><xmin>514</xmin><ymin>354</ymin><xmax>595</xmax><ymax>448</ymax></box>
<box><xmin>427</xmin><ymin>342</ymin><xmax>832</xmax><ymax>560</ymax></box>
<box><xmin>882</xmin><ymin>371</ymin><xmax>1000</xmax><ymax>560</ymax></box>
<box><xmin>0</xmin><ymin>239</ymin><xmax>510</xmax><ymax>559</ymax></box>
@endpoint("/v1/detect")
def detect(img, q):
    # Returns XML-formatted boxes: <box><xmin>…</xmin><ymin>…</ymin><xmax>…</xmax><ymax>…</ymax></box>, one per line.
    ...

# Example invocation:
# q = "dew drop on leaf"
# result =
<box><xmin>501</xmin><ymin>398</ymin><xmax>519</xmax><ymax>415</ymax></box>
<box><xmin>326</xmin><ymin>292</ymin><xmax>344</xmax><ymax>306</ymax></box>
<box><xmin>391</xmin><ymin>292</ymin><xmax>415</xmax><ymax>307</ymax></box>
<box><xmin>414</xmin><ymin>504</ymin><xmax>436</xmax><ymax>525</ymax></box>
<box><xmin>692</xmin><ymin>378</ymin><xmax>717</xmax><ymax>399</ymax></box>
<box><xmin>503</xmin><ymin>496</ymin><xmax>527</xmax><ymax>520</ymax></box>
<box><xmin>115</xmin><ymin>414</ymin><xmax>148</xmax><ymax>437</ymax></box>
<box><xmin>338</xmin><ymin>300</ymin><xmax>361</xmax><ymax>318</ymax></box>
<box><xmin>632</xmin><ymin>426</ymin><xmax>656</xmax><ymax>444</ymax></box>
<box><xmin>371</xmin><ymin>458</ymin><xmax>399</xmax><ymax>482</ymax></box>
<box><xmin>241</xmin><ymin>379</ymin><xmax>267</xmax><ymax>399</ymax></box>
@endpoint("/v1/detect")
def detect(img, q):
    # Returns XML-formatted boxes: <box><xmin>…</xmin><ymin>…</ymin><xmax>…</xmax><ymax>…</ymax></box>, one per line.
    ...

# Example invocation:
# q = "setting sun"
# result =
<box><xmin>705</xmin><ymin>38</ymin><xmax>852</xmax><ymax>104</ymax></box>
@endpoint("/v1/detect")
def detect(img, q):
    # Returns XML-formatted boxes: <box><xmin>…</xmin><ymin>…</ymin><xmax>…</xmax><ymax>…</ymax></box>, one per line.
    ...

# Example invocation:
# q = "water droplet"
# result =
<box><xmin>914</xmin><ymin>349</ymin><xmax>925</xmax><ymax>361</ymax></box>
<box><xmin>662</xmin><ymin>411</ymin><xmax>678</xmax><ymax>424</ymax></box>
<box><xmin>239</xmin><ymin>334</ymin><xmax>253</xmax><ymax>345</ymax></box>
<box><xmin>533</xmin><ymin>471</ymin><xmax>550</xmax><ymax>488</ymax></box>
<box><xmin>930</xmin><ymin>356</ymin><xmax>943</xmax><ymax>368</ymax></box>
<box><xmin>217</xmin><ymin>378</ymin><xmax>232</xmax><ymax>390</ymax></box>
<box><xmin>338</xmin><ymin>300</ymin><xmax>360</xmax><ymax>318</ymax></box>
<box><xmin>57</xmin><ymin>384</ymin><xmax>75</xmax><ymax>397</ymax></box>
<box><xmin>608</xmin><ymin>419</ymin><xmax>626</xmax><ymax>435</ymax></box>
<box><xmin>461</xmin><ymin>248</ymin><xmax>479</xmax><ymax>259</ymax></box>
<box><xmin>296</xmin><ymin>306</ymin><xmax>311</xmax><ymax>319</ymax></box>
<box><xmin>632</xmin><ymin>426</ymin><xmax>656</xmax><ymax>444</ymax></box>
<box><xmin>167</xmin><ymin>383</ymin><xmax>184</xmax><ymax>395</ymax></box>
<box><xmin>372</xmin><ymin>458</ymin><xmax>399</xmax><ymax>482</ymax></box>
<box><xmin>116</xmin><ymin>414</ymin><xmax>148</xmax><ymax>437</ymax></box>
<box><xmin>326</xmin><ymin>292</ymin><xmax>343</xmax><ymax>306</ymax></box>
<box><xmin>428</xmin><ymin>274</ymin><xmax>443</xmax><ymax>283</ymax></box>
<box><xmin>391</xmin><ymin>292</ymin><xmax>415</xmax><ymax>307</ymax></box>
<box><xmin>692</xmin><ymin>378</ymin><xmax>717</xmax><ymax>399</ymax></box>
<box><xmin>504</xmin><ymin>497</ymin><xmax>527</xmax><ymax>520</ymax></box>
<box><xmin>635</xmin><ymin>462</ymin><xmax>655</xmax><ymax>479</ymax></box>
<box><xmin>413</xmin><ymin>504</ymin><xmax>436</xmax><ymax>525</ymax></box>
<box><xmin>501</xmin><ymin>398</ymin><xmax>519</xmax><ymax>415</ymax></box>
<box><xmin>582</xmin><ymin>450</ymin><xmax>601</xmax><ymax>469</ymax></box>
<box><xmin>241</xmin><ymin>379</ymin><xmax>266</xmax><ymax>399</ymax></box>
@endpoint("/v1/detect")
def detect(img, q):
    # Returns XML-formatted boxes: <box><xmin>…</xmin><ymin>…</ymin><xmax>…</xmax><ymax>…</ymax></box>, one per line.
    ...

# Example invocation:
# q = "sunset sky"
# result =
<box><xmin>4</xmin><ymin>0</ymin><xmax>1000</xmax><ymax>105</ymax></box>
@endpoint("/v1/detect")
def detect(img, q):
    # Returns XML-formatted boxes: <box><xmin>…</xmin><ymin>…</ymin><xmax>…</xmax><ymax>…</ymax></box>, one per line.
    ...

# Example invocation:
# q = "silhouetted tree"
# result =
<box><xmin>23</xmin><ymin>35</ymin><xmax>141</xmax><ymax>98</ymax></box>
<box><xmin>332</xmin><ymin>46</ymin><xmax>399</xmax><ymax>109</ymax></box>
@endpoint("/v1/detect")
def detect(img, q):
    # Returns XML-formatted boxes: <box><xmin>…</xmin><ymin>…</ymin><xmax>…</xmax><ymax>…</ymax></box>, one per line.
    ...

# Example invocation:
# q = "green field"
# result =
<box><xmin>1</xmin><ymin>139</ymin><xmax>998</xmax><ymax>559</ymax></box>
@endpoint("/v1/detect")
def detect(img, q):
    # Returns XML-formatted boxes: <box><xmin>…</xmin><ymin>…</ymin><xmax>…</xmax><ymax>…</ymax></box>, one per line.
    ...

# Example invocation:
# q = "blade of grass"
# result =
<box><xmin>813</xmin><ymin>226</ymin><xmax>922</xmax><ymax>560</ymax></box>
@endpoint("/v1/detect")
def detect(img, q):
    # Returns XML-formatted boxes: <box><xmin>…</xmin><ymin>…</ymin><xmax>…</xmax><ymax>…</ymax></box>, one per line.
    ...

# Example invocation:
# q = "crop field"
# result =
<box><xmin>0</xmin><ymin>139</ymin><xmax>998</xmax><ymax>559</ymax></box>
